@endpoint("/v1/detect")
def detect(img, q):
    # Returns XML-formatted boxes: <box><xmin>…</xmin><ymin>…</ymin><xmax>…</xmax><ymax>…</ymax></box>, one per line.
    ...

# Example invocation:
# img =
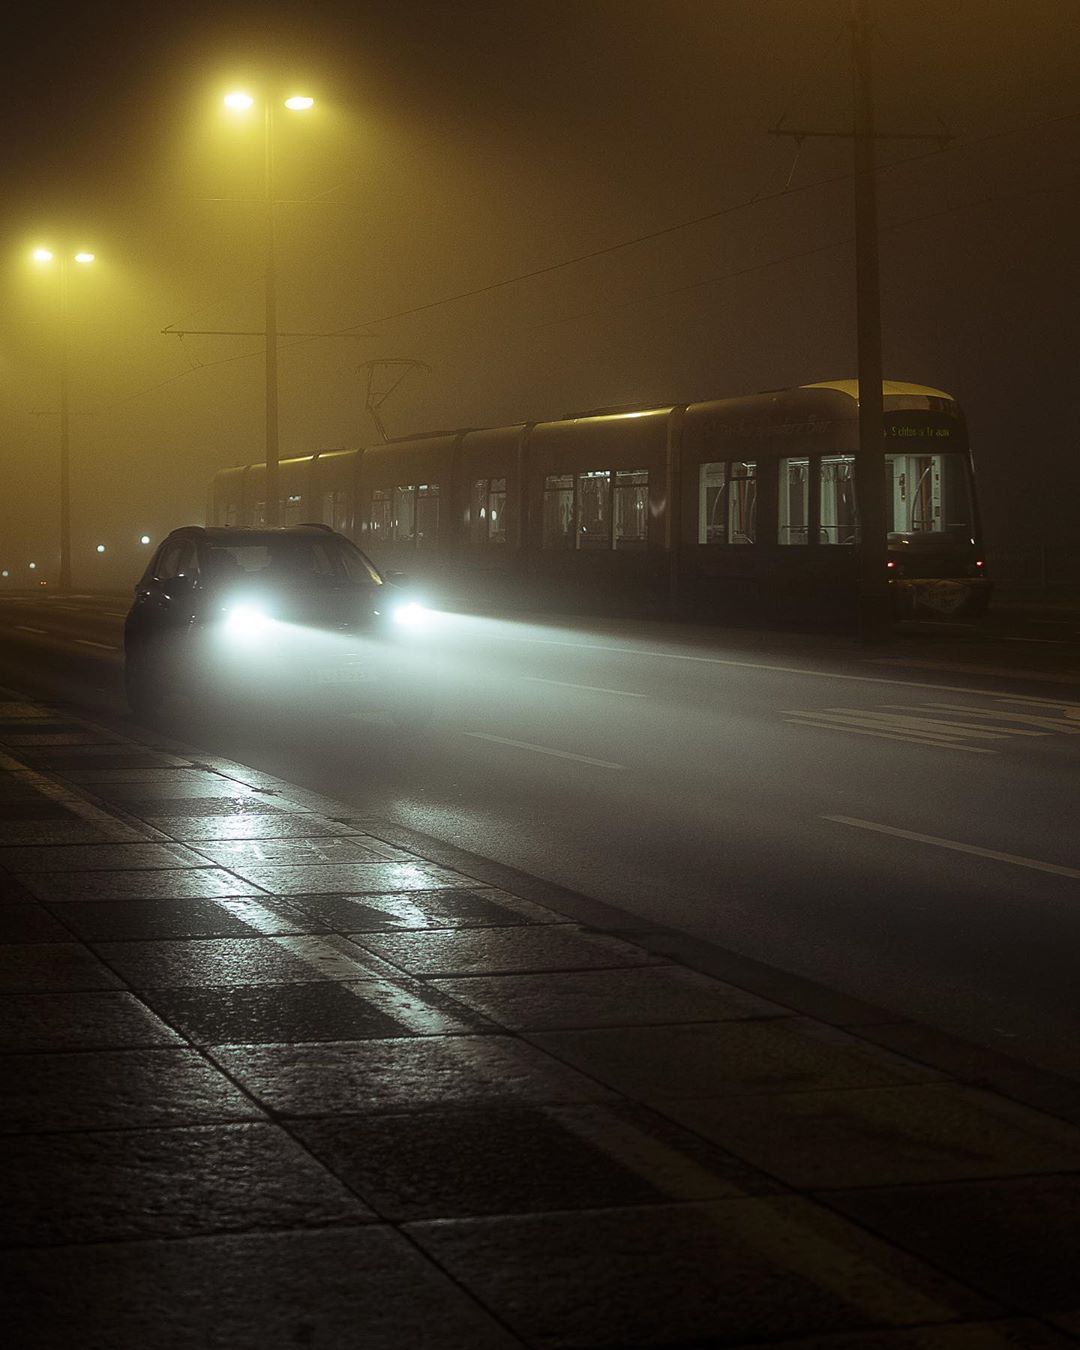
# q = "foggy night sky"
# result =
<box><xmin>1</xmin><ymin>0</ymin><xmax>1078</xmax><ymax>584</ymax></box>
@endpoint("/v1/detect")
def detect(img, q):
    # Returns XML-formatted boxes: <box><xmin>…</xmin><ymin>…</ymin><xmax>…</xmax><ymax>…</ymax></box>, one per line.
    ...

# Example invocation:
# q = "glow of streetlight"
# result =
<box><xmin>32</xmin><ymin>247</ymin><xmax>55</xmax><ymax>263</ymax></box>
<box><xmin>284</xmin><ymin>95</ymin><xmax>314</xmax><ymax>110</ymax></box>
<box><xmin>29</xmin><ymin>562</ymin><xmax>37</xmax><ymax>570</ymax></box>
<box><xmin>74</xmin><ymin>252</ymin><xmax>95</xmax><ymax>264</ymax></box>
<box><xmin>1</xmin><ymin>570</ymin><xmax>9</xmax><ymax>578</ymax></box>
<box><xmin>224</xmin><ymin>90</ymin><xmax>255</xmax><ymax>111</ymax></box>
<box><xmin>140</xmin><ymin>534</ymin><xmax>151</xmax><ymax>545</ymax></box>
<box><xmin>95</xmin><ymin>544</ymin><xmax>106</xmax><ymax>553</ymax></box>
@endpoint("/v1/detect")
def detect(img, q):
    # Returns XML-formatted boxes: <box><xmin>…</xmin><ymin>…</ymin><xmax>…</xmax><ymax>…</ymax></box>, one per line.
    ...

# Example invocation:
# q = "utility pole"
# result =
<box><xmin>770</xmin><ymin>0</ymin><xmax>949</xmax><ymax>639</ymax></box>
<box><xmin>264</xmin><ymin>100</ymin><xmax>280</xmax><ymax>526</ymax></box>
<box><xmin>58</xmin><ymin>258</ymin><xmax>72</xmax><ymax>591</ymax></box>
<box><xmin>850</xmin><ymin>0</ymin><xmax>888</xmax><ymax>637</ymax></box>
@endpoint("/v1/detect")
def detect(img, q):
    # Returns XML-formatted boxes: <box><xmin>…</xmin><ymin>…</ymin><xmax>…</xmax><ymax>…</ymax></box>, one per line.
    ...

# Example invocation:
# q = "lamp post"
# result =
<box><xmin>223</xmin><ymin>90</ymin><xmax>315</xmax><ymax>527</ymax></box>
<box><xmin>32</xmin><ymin>246</ymin><xmax>95</xmax><ymax>591</ymax></box>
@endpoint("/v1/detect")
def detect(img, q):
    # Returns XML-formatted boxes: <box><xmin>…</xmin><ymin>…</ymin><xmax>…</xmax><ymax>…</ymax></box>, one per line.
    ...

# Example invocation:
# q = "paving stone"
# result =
<box><xmin>529</xmin><ymin>1019</ymin><xmax>938</xmax><ymax>1103</ymax></box>
<box><xmin>0</xmin><ymin>942</ymin><xmax>122</xmax><ymax>991</ymax></box>
<box><xmin>212</xmin><ymin>1035</ymin><xmax>616</xmax><ymax>1114</ymax></box>
<box><xmin>0</xmin><ymin>802</ymin><xmax>73</xmax><ymax>823</ymax></box>
<box><xmin>90</xmin><ymin>780</ymin><xmax>291</xmax><ymax>801</ymax></box>
<box><xmin>189</xmin><ymin>836</ymin><xmax>413</xmax><ymax>867</ymax></box>
<box><xmin>143</xmin><ymin>981</ymin><xmax>416</xmax><ymax>1044</ymax></box>
<box><xmin>0</xmin><ymin>1122</ymin><xmax>372</xmax><ymax>1245</ymax></box>
<box><xmin>144</xmin><ymin>813</ymin><xmax>361</xmax><ymax>840</ymax></box>
<box><xmin>660</xmin><ymin>1084</ymin><xmax>1080</xmax><ymax>1189</ymax></box>
<box><xmin>721</xmin><ymin>1323</ymin><xmax>1079</xmax><ymax>1348</ymax></box>
<box><xmin>287</xmin><ymin>886</ymin><xmax>559</xmax><ymax>930</ymax></box>
<box><xmin>295</xmin><ymin>1101</ymin><xmax>770</xmax><ymax>1220</ymax></box>
<box><xmin>0</xmin><ymin>991</ymin><xmax>183</xmax><ymax>1051</ymax></box>
<box><xmin>15</xmin><ymin>868</ymin><xmax>268</xmax><ymax>901</ymax></box>
<box><xmin>352</xmin><ymin>924</ymin><xmax>659</xmax><ymax>977</ymax></box>
<box><xmin>5</xmin><ymin>1226</ymin><xmax>520</xmax><ymax>1350</ymax></box>
<box><xmin>93</xmin><ymin>936</ymin><xmax>338</xmax><ymax>987</ymax></box>
<box><xmin>0</xmin><ymin>820</ymin><xmax>124</xmax><ymax>845</ymax></box>
<box><xmin>0</xmin><ymin>872</ymin><xmax>45</xmax><ymax>903</ymax></box>
<box><xmin>0</xmin><ymin>842</ymin><xmax>206</xmax><ymax>871</ymax></box>
<box><xmin>0</xmin><ymin>904</ymin><xmax>71</xmax><ymax>942</ymax></box>
<box><xmin>59</xmin><ymin>768</ymin><xmax>239</xmax><ymax>784</ymax></box>
<box><xmin>2</xmin><ymin>731</ymin><xmax>109</xmax><ymax>745</ymax></box>
<box><xmin>829</xmin><ymin>1174</ymin><xmax>1080</xmax><ymax>1316</ymax></box>
<box><xmin>0</xmin><ymin>1047</ymin><xmax>263</xmax><ymax>1132</ymax></box>
<box><xmin>221</xmin><ymin>860</ymin><xmax>471</xmax><ymax>894</ymax></box>
<box><xmin>46</xmin><ymin>896</ymin><xmax>313</xmax><ymax>941</ymax></box>
<box><xmin>126</xmin><ymin>797</ymin><xmax>297</xmax><ymax>817</ymax></box>
<box><xmin>18</xmin><ymin>750</ymin><xmax>189</xmax><ymax>769</ymax></box>
<box><xmin>406</xmin><ymin>1196</ymin><xmax>992</xmax><ymax>1347</ymax></box>
<box><xmin>431</xmin><ymin>965</ymin><xmax>787</xmax><ymax>1030</ymax></box>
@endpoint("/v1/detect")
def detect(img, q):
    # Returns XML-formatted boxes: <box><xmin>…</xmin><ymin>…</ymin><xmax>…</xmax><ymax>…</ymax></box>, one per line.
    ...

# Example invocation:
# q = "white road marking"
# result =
<box><xmin>14</xmin><ymin>625</ymin><xmax>46</xmax><ymax>635</ymax></box>
<box><xmin>464</xmin><ymin>731</ymin><xmax>625</xmax><ymax>770</ymax></box>
<box><xmin>522</xmin><ymin>676</ymin><xmax>647</xmax><ymax>698</ymax></box>
<box><xmin>784</xmin><ymin>718</ymin><xmax>995</xmax><ymax>753</ymax></box>
<box><xmin>825</xmin><ymin>815</ymin><xmax>1080</xmax><ymax>881</ymax></box>
<box><xmin>504</xmin><ymin>633</ymin><xmax>1078</xmax><ymax>699</ymax></box>
<box><xmin>812</xmin><ymin>708</ymin><xmax>1013</xmax><ymax>741</ymax></box>
<box><xmin>75</xmin><ymin>639</ymin><xmax>119</xmax><ymax>651</ymax></box>
<box><xmin>910</xmin><ymin>702</ymin><xmax>1080</xmax><ymax>734</ymax></box>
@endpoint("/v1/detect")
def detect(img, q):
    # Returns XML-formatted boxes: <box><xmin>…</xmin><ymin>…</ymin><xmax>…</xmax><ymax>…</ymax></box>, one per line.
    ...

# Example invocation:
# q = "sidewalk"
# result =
<box><xmin>2</xmin><ymin>691</ymin><xmax>1079</xmax><ymax>1349</ymax></box>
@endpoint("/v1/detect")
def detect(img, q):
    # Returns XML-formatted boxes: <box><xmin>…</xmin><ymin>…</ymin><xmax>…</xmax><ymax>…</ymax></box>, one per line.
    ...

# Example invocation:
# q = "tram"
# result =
<box><xmin>208</xmin><ymin>379</ymin><xmax>990</xmax><ymax>623</ymax></box>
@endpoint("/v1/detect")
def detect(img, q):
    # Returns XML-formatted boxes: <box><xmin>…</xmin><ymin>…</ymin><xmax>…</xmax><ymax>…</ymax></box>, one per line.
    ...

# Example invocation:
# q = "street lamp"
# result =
<box><xmin>223</xmin><ymin>89</ymin><xmax>315</xmax><ymax>526</ymax></box>
<box><xmin>32</xmin><ymin>245</ymin><xmax>96</xmax><ymax>591</ymax></box>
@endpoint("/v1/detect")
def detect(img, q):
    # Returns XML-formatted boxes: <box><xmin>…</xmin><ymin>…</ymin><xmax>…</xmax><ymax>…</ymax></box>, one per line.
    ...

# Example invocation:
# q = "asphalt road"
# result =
<box><xmin>2</xmin><ymin>591</ymin><xmax>1079</xmax><ymax>1079</ymax></box>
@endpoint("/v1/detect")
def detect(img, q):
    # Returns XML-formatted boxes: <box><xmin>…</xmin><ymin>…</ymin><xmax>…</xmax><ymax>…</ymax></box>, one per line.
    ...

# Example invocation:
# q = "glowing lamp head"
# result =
<box><xmin>74</xmin><ymin>252</ymin><xmax>95</xmax><ymax>265</ymax></box>
<box><xmin>32</xmin><ymin>248</ymin><xmax>54</xmax><ymax>264</ymax></box>
<box><xmin>284</xmin><ymin>95</ymin><xmax>314</xmax><ymax>110</ymax></box>
<box><xmin>95</xmin><ymin>544</ymin><xmax>106</xmax><ymax>553</ymax></box>
<box><xmin>224</xmin><ymin>91</ymin><xmax>255</xmax><ymax>111</ymax></box>
<box><xmin>140</xmin><ymin>535</ymin><xmax>151</xmax><ymax>545</ymax></box>
<box><xmin>28</xmin><ymin>562</ymin><xmax>37</xmax><ymax>570</ymax></box>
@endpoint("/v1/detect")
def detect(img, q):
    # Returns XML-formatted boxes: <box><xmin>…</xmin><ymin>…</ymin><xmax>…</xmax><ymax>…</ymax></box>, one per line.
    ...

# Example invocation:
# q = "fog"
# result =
<box><xmin>2</xmin><ymin>0</ymin><xmax>1077</xmax><ymax>589</ymax></box>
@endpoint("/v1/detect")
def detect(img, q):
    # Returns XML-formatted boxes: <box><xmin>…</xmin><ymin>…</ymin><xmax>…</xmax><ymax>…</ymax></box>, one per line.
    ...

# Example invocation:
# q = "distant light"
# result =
<box><xmin>140</xmin><ymin>534</ymin><xmax>151</xmax><ymax>545</ymax></box>
<box><xmin>224</xmin><ymin>91</ymin><xmax>255</xmax><ymax>110</ymax></box>
<box><xmin>32</xmin><ymin>248</ymin><xmax>54</xmax><ymax>264</ymax></box>
<box><xmin>74</xmin><ymin>251</ymin><xmax>95</xmax><ymax>264</ymax></box>
<box><xmin>284</xmin><ymin>95</ymin><xmax>314</xmax><ymax>110</ymax></box>
<box><xmin>1</xmin><ymin>570</ymin><xmax>8</xmax><ymax>578</ymax></box>
<box><xmin>28</xmin><ymin>562</ymin><xmax>37</xmax><ymax>569</ymax></box>
<box><xmin>95</xmin><ymin>544</ymin><xmax>106</xmax><ymax>553</ymax></box>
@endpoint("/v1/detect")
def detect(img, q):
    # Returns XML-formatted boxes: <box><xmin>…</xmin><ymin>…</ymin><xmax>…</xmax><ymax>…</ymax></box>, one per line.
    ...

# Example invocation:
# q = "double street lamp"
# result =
<box><xmin>32</xmin><ymin>246</ymin><xmax>95</xmax><ymax>591</ymax></box>
<box><xmin>223</xmin><ymin>89</ymin><xmax>315</xmax><ymax>526</ymax></box>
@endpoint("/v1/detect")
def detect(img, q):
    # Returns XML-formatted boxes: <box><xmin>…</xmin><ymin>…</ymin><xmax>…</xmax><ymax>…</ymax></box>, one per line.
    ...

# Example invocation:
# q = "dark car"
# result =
<box><xmin>123</xmin><ymin>525</ymin><xmax>430</xmax><ymax>718</ymax></box>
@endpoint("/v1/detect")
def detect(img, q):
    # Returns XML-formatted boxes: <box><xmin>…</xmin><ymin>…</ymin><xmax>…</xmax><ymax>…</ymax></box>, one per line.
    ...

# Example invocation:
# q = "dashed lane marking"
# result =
<box><xmin>75</xmin><ymin>639</ymin><xmax>119</xmax><ymax>651</ymax></box>
<box><xmin>463</xmin><ymin>731</ymin><xmax>626</xmax><ymax>770</ymax></box>
<box><xmin>13</xmin><ymin>625</ymin><xmax>46</xmax><ymax>635</ymax></box>
<box><xmin>825</xmin><ymin>815</ymin><xmax>1080</xmax><ymax>882</ymax></box>
<box><xmin>522</xmin><ymin>676</ymin><xmax>647</xmax><ymax>698</ymax></box>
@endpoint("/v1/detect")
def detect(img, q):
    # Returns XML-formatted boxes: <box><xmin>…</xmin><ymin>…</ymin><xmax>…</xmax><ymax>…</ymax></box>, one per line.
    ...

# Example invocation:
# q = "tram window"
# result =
<box><xmin>369</xmin><ymin>488</ymin><xmax>392</xmax><ymax>539</ymax></box>
<box><xmin>699</xmin><ymin>463</ymin><xmax>727</xmax><ymax>543</ymax></box>
<box><xmin>819</xmin><ymin>456</ymin><xmax>857</xmax><ymax>544</ymax></box>
<box><xmin>394</xmin><ymin>485</ymin><xmax>416</xmax><ymax>543</ymax></box>
<box><xmin>471</xmin><ymin>478</ymin><xmax>509</xmax><ymax>545</ymax></box>
<box><xmin>253</xmin><ymin>500</ymin><xmax>266</xmax><ymax>526</ymax></box>
<box><xmin>614</xmin><ymin>469</ymin><xmax>648</xmax><ymax>549</ymax></box>
<box><xmin>284</xmin><ymin>493</ymin><xmax>305</xmax><ymax>526</ymax></box>
<box><xmin>543</xmin><ymin>474</ymin><xmax>574</xmax><ymax>549</ymax></box>
<box><xmin>577</xmin><ymin>470</ymin><xmax>610</xmax><ymax>550</ymax></box>
<box><xmin>779</xmin><ymin>459</ymin><xmax>809</xmax><ymax>544</ymax></box>
<box><xmin>886</xmin><ymin>453</ymin><xmax>971</xmax><ymax>536</ymax></box>
<box><xmin>728</xmin><ymin>462</ymin><xmax>757</xmax><ymax>544</ymax></box>
<box><xmin>417</xmin><ymin>484</ymin><xmax>439</xmax><ymax>548</ymax></box>
<box><xmin>322</xmin><ymin>490</ymin><xmax>349</xmax><ymax>533</ymax></box>
<box><xmin>225</xmin><ymin>505</ymin><xmax>239</xmax><ymax>527</ymax></box>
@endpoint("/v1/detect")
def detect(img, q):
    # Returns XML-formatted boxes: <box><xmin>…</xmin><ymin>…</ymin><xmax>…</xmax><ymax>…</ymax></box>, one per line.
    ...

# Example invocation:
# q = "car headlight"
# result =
<box><xmin>390</xmin><ymin>601</ymin><xmax>431</xmax><ymax>630</ymax></box>
<box><xmin>224</xmin><ymin>603</ymin><xmax>273</xmax><ymax>639</ymax></box>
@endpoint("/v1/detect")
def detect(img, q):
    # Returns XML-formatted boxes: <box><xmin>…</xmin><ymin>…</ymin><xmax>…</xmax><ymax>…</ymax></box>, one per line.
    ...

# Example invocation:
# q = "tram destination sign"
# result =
<box><xmin>886</xmin><ymin>412</ymin><xmax>957</xmax><ymax>442</ymax></box>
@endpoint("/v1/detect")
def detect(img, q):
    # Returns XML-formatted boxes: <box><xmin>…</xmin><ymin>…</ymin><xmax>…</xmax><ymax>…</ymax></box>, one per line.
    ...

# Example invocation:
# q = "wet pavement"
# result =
<box><xmin>2</xmin><ymin>691</ymin><xmax>1080</xmax><ymax>1348</ymax></box>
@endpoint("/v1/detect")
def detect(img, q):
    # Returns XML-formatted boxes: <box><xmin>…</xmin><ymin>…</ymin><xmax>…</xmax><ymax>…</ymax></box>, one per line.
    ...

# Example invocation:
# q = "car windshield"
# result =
<box><xmin>201</xmin><ymin>538</ymin><xmax>380</xmax><ymax>589</ymax></box>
